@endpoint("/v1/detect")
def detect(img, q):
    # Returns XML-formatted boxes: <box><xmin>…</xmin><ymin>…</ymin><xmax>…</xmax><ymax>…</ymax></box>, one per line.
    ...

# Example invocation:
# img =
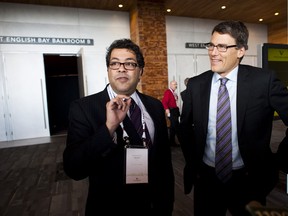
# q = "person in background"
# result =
<box><xmin>179</xmin><ymin>20</ymin><xmax>288</xmax><ymax>216</ymax></box>
<box><xmin>180</xmin><ymin>77</ymin><xmax>190</xmax><ymax>101</ymax></box>
<box><xmin>162</xmin><ymin>80</ymin><xmax>180</xmax><ymax>146</ymax></box>
<box><xmin>63</xmin><ymin>38</ymin><xmax>174</xmax><ymax>216</ymax></box>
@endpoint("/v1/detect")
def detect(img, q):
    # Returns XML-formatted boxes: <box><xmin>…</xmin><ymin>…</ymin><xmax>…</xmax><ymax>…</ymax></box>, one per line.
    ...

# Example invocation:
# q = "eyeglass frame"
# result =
<box><xmin>109</xmin><ymin>61</ymin><xmax>139</xmax><ymax>70</ymax></box>
<box><xmin>205</xmin><ymin>43</ymin><xmax>238</xmax><ymax>52</ymax></box>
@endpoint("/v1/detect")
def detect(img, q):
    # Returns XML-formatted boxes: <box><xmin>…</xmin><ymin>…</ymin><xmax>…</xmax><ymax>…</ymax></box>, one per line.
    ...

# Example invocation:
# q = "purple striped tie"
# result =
<box><xmin>215</xmin><ymin>78</ymin><xmax>232</xmax><ymax>183</ymax></box>
<box><xmin>129</xmin><ymin>99</ymin><xmax>143</xmax><ymax>137</ymax></box>
<box><xmin>129</xmin><ymin>99</ymin><xmax>151</xmax><ymax>147</ymax></box>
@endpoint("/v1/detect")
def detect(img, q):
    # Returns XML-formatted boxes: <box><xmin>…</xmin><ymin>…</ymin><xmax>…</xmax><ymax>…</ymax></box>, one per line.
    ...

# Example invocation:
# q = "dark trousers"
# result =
<box><xmin>85</xmin><ymin>184</ymin><xmax>155</xmax><ymax>216</ymax></box>
<box><xmin>194</xmin><ymin>163</ymin><xmax>266</xmax><ymax>216</ymax></box>
<box><xmin>168</xmin><ymin>108</ymin><xmax>180</xmax><ymax>145</ymax></box>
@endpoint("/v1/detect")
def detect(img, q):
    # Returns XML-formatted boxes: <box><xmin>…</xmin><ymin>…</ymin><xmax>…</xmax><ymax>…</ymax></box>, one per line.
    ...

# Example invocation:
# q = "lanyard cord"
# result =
<box><xmin>107</xmin><ymin>86</ymin><xmax>148</xmax><ymax>147</ymax></box>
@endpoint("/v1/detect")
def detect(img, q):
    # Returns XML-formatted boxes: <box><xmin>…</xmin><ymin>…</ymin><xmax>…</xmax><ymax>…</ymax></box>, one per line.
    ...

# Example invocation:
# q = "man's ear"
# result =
<box><xmin>237</xmin><ymin>47</ymin><xmax>246</xmax><ymax>59</ymax></box>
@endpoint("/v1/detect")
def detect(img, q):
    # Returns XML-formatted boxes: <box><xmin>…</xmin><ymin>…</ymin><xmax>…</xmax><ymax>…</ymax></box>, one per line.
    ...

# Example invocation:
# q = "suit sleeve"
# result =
<box><xmin>63</xmin><ymin>99</ymin><xmax>118</xmax><ymax>180</ymax></box>
<box><xmin>276</xmin><ymin>128</ymin><xmax>288</xmax><ymax>173</ymax></box>
<box><xmin>269</xmin><ymin>71</ymin><xmax>288</xmax><ymax>173</ymax></box>
<box><xmin>178</xmin><ymin>81</ymin><xmax>197</xmax><ymax>194</ymax></box>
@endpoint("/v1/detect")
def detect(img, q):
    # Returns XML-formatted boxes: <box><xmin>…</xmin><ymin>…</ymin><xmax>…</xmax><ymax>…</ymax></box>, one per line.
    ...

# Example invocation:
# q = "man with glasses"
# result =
<box><xmin>179</xmin><ymin>20</ymin><xmax>288</xmax><ymax>216</ymax></box>
<box><xmin>63</xmin><ymin>38</ymin><xmax>174</xmax><ymax>216</ymax></box>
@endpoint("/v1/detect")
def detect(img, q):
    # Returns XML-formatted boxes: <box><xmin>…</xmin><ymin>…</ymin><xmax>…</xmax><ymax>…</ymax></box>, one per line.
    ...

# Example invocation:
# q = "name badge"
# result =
<box><xmin>125</xmin><ymin>147</ymin><xmax>148</xmax><ymax>184</ymax></box>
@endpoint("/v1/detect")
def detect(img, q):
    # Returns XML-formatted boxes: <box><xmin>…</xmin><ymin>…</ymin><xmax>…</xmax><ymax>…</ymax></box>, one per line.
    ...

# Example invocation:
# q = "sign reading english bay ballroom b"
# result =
<box><xmin>0</xmin><ymin>36</ymin><xmax>94</xmax><ymax>46</ymax></box>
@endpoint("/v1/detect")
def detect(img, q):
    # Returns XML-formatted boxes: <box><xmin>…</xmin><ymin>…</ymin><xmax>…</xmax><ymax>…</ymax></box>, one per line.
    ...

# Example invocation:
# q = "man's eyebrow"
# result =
<box><xmin>110</xmin><ymin>57</ymin><xmax>120</xmax><ymax>61</ymax></box>
<box><xmin>110</xmin><ymin>57</ymin><xmax>136</xmax><ymax>62</ymax></box>
<box><xmin>124</xmin><ymin>58</ymin><xmax>137</xmax><ymax>62</ymax></box>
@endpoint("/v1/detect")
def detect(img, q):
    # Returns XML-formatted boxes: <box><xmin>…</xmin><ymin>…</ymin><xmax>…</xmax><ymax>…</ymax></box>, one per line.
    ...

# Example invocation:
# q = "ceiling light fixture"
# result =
<box><xmin>221</xmin><ymin>6</ymin><xmax>226</xmax><ymax>10</ymax></box>
<box><xmin>167</xmin><ymin>9</ymin><xmax>171</xmax><ymax>13</ymax></box>
<box><xmin>274</xmin><ymin>12</ymin><xmax>279</xmax><ymax>16</ymax></box>
<box><xmin>118</xmin><ymin>4</ymin><xmax>123</xmax><ymax>8</ymax></box>
<box><xmin>259</xmin><ymin>18</ymin><xmax>263</xmax><ymax>22</ymax></box>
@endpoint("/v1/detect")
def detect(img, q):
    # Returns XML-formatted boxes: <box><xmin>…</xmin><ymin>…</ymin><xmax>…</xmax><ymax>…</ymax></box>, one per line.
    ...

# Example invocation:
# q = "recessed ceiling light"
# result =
<box><xmin>167</xmin><ymin>9</ymin><xmax>171</xmax><ymax>13</ymax></box>
<box><xmin>274</xmin><ymin>12</ymin><xmax>279</xmax><ymax>16</ymax></box>
<box><xmin>118</xmin><ymin>4</ymin><xmax>123</xmax><ymax>8</ymax></box>
<box><xmin>259</xmin><ymin>18</ymin><xmax>263</xmax><ymax>22</ymax></box>
<box><xmin>221</xmin><ymin>6</ymin><xmax>226</xmax><ymax>10</ymax></box>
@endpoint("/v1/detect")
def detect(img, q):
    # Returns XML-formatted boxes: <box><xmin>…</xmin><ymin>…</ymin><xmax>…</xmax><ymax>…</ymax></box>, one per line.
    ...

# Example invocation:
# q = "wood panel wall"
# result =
<box><xmin>268</xmin><ymin>21</ymin><xmax>288</xmax><ymax>44</ymax></box>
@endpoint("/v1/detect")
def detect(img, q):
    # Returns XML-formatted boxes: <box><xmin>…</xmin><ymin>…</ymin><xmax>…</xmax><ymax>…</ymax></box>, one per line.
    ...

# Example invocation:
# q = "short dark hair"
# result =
<box><xmin>212</xmin><ymin>20</ymin><xmax>249</xmax><ymax>50</ymax></box>
<box><xmin>105</xmin><ymin>38</ymin><xmax>145</xmax><ymax>69</ymax></box>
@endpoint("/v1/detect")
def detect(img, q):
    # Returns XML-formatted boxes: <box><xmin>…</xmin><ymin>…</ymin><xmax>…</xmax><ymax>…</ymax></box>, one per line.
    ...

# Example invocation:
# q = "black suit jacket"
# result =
<box><xmin>63</xmin><ymin>86</ymin><xmax>174</xmax><ymax>215</ymax></box>
<box><xmin>180</xmin><ymin>89</ymin><xmax>188</xmax><ymax>102</ymax></box>
<box><xmin>179</xmin><ymin>64</ymin><xmax>288</xmax><ymax>200</ymax></box>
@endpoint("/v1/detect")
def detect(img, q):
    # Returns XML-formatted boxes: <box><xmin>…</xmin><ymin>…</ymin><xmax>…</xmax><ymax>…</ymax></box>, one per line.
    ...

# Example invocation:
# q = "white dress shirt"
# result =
<box><xmin>203</xmin><ymin>66</ymin><xmax>244</xmax><ymax>169</ymax></box>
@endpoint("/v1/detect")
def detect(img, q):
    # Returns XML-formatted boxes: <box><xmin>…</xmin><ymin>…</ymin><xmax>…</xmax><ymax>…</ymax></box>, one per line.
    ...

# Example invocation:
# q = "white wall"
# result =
<box><xmin>166</xmin><ymin>16</ymin><xmax>267</xmax><ymax>109</ymax></box>
<box><xmin>0</xmin><ymin>3</ymin><xmax>130</xmax><ymax>143</ymax></box>
<box><xmin>0</xmin><ymin>3</ymin><xmax>268</xmax><ymax>144</ymax></box>
<box><xmin>0</xmin><ymin>3</ymin><xmax>131</xmax><ymax>94</ymax></box>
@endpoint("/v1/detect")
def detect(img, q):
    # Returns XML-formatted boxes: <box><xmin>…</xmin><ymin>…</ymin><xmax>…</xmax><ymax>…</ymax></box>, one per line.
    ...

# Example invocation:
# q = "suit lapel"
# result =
<box><xmin>236</xmin><ymin>65</ymin><xmax>251</xmax><ymax>136</ymax></box>
<box><xmin>136</xmin><ymin>92</ymin><xmax>160</xmax><ymax>143</ymax></box>
<box><xmin>200</xmin><ymin>72</ymin><xmax>214</xmax><ymax>134</ymax></box>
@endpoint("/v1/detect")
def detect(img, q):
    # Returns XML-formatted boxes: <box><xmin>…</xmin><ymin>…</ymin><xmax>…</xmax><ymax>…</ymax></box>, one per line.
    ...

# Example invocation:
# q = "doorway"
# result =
<box><xmin>43</xmin><ymin>54</ymin><xmax>81</xmax><ymax>135</ymax></box>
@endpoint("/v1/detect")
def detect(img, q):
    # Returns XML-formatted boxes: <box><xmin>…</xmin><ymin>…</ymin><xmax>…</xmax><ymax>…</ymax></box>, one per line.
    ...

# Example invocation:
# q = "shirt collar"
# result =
<box><xmin>212</xmin><ymin>66</ymin><xmax>239</xmax><ymax>84</ymax></box>
<box><xmin>107</xmin><ymin>84</ymin><xmax>138</xmax><ymax>101</ymax></box>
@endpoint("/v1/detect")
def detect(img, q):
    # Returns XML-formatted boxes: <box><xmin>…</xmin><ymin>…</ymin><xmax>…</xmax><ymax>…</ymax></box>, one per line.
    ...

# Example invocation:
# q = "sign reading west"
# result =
<box><xmin>0</xmin><ymin>36</ymin><xmax>94</xmax><ymax>45</ymax></box>
<box><xmin>185</xmin><ymin>42</ymin><xmax>207</xmax><ymax>49</ymax></box>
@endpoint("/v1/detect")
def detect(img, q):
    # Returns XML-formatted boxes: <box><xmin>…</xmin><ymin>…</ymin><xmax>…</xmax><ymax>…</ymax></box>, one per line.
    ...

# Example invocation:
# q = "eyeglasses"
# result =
<box><xmin>205</xmin><ymin>43</ymin><xmax>237</xmax><ymax>52</ymax></box>
<box><xmin>109</xmin><ymin>62</ymin><xmax>138</xmax><ymax>70</ymax></box>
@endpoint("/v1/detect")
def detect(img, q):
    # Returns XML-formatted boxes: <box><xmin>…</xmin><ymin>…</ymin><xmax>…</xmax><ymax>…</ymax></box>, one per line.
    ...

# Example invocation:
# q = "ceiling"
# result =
<box><xmin>0</xmin><ymin>0</ymin><xmax>286</xmax><ymax>26</ymax></box>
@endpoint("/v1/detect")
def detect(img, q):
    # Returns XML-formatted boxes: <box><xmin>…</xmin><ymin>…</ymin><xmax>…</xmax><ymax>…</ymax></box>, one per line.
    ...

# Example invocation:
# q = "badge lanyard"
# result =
<box><xmin>107</xmin><ymin>86</ymin><xmax>149</xmax><ymax>148</ymax></box>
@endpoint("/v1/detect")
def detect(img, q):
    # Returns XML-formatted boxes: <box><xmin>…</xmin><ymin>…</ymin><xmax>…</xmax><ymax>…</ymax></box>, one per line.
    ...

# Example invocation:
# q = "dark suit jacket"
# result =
<box><xmin>180</xmin><ymin>89</ymin><xmax>188</xmax><ymax>102</ymax></box>
<box><xmin>63</xmin><ymin>86</ymin><xmax>174</xmax><ymax>215</ymax></box>
<box><xmin>179</xmin><ymin>64</ymin><xmax>288</xmax><ymax>201</ymax></box>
